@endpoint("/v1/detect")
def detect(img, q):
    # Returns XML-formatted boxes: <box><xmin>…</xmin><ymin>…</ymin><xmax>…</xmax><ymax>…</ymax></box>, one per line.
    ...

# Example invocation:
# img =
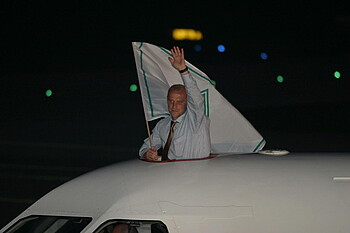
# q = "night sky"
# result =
<box><xmin>3</xmin><ymin>2</ymin><xmax>350</xmax><ymax>70</ymax></box>
<box><xmin>1</xmin><ymin>1</ymin><xmax>350</xmax><ymax>228</ymax></box>
<box><xmin>2</xmin><ymin>1</ymin><xmax>350</xmax><ymax>151</ymax></box>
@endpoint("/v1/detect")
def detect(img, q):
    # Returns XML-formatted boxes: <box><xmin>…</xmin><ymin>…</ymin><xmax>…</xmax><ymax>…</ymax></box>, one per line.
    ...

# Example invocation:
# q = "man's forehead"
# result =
<box><xmin>168</xmin><ymin>90</ymin><xmax>187</xmax><ymax>99</ymax></box>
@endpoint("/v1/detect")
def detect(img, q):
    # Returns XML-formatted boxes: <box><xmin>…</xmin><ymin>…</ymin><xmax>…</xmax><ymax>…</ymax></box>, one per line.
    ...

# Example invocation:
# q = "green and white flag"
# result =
<box><xmin>132</xmin><ymin>42</ymin><xmax>265</xmax><ymax>153</ymax></box>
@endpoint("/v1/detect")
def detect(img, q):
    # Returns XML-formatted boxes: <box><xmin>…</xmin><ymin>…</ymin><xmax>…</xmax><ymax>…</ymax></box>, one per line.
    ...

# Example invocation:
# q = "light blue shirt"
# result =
<box><xmin>139</xmin><ymin>72</ymin><xmax>211</xmax><ymax>160</ymax></box>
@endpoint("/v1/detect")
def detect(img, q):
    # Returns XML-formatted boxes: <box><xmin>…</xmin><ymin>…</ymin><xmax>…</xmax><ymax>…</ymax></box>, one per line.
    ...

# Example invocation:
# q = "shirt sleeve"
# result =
<box><xmin>138</xmin><ymin>122</ymin><xmax>163</xmax><ymax>157</ymax></box>
<box><xmin>181</xmin><ymin>72</ymin><xmax>205</xmax><ymax>132</ymax></box>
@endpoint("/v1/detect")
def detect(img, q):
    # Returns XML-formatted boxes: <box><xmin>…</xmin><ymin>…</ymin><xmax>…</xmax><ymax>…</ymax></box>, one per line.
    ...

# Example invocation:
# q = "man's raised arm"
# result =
<box><xmin>168</xmin><ymin>46</ymin><xmax>205</xmax><ymax>129</ymax></box>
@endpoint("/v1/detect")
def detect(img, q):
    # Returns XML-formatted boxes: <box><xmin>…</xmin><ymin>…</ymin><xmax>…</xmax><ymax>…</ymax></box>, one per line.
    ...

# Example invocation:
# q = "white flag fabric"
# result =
<box><xmin>132</xmin><ymin>42</ymin><xmax>265</xmax><ymax>153</ymax></box>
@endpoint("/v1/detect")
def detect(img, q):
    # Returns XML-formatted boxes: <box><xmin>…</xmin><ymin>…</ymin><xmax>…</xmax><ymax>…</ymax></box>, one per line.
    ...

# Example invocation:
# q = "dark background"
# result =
<box><xmin>1</xmin><ymin>1</ymin><xmax>350</xmax><ymax>229</ymax></box>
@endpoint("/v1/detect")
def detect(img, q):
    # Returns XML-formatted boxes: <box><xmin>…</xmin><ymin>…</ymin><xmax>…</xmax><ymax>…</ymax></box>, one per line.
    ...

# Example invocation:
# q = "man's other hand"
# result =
<box><xmin>144</xmin><ymin>147</ymin><xmax>160</xmax><ymax>161</ymax></box>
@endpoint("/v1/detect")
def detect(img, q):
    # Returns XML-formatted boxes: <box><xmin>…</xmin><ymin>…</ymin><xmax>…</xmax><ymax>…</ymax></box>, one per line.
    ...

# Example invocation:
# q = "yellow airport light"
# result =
<box><xmin>172</xmin><ymin>29</ymin><xmax>203</xmax><ymax>40</ymax></box>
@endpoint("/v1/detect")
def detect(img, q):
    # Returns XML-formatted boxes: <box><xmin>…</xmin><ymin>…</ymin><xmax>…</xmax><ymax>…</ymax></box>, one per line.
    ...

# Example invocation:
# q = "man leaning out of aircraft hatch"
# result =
<box><xmin>139</xmin><ymin>46</ymin><xmax>211</xmax><ymax>161</ymax></box>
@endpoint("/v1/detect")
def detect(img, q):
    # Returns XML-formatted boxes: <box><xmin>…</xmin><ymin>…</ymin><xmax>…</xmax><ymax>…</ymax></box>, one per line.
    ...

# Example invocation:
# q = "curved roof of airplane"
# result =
<box><xmin>18</xmin><ymin>153</ymin><xmax>350</xmax><ymax>232</ymax></box>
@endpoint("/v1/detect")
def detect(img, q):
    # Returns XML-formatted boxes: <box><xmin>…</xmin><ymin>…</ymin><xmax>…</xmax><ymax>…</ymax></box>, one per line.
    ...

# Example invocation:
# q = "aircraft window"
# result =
<box><xmin>4</xmin><ymin>215</ymin><xmax>92</xmax><ymax>233</ymax></box>
<box><xmin>94</xmin><ymin>220</ymin><xmax>168</xmax><ymax>233</ymax></box>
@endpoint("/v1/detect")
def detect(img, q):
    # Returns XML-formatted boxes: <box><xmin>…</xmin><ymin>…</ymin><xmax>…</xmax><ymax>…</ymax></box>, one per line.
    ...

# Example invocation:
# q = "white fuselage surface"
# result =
<box><xmin>2</xmin><ymin>153</ymin><xmax>350</xmax><ymax>233</ymax></box>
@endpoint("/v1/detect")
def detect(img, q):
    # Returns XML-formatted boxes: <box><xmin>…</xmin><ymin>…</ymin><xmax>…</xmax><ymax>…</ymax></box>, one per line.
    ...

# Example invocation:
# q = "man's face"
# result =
<box><xmin>167</xmin><ymin>89</ymin><xmax>187</xmax><ymax>120</ymax></box>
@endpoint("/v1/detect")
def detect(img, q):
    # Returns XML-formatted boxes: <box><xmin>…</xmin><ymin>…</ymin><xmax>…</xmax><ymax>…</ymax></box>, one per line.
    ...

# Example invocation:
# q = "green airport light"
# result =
<box><xmin>130</xmin><ymin>84</ymin><xmax>138</xmax><ymax>92</ymax></box>
<box><xmin>277</xmin><ymin>75</ymin><xmax>284</xmax><ymax>83</ymax></box>
<box><xmin>45</xmin><ymin>89</ymin><xmax>53</xmax><ymax>97</ymax></box>
<box><xmin>334</xmin><ymin>71</ymin><xmax>341</xmax><ymax>79</ymax></box>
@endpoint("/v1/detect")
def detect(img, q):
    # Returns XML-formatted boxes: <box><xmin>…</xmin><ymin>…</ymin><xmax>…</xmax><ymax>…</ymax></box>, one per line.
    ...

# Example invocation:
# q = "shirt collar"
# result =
<box><xmin>172</xmin><ymin>110</ymin><xmax>186</xmax><ymax>123</ymax></box>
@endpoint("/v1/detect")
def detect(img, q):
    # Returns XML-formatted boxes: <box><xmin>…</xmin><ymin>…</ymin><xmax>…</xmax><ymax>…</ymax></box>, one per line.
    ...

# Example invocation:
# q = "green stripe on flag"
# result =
<box><xmin>139</xmin><ymin>43</ymin><xmax>170</xmax><ymax>119</ymax></box>
<box><xmin>188</xmin><ymin>68</ymin><xmax>213</xmax><ymax>84</ymax></box>
<box><xmin>157</xmin><ymin>46</ymin><xmax>215</xmax><ymax>86</ymax></box>
<box><xmin>253</xmin><ymin>139</ymin><xmax>265</xmax><ymax>152</ymax></box>
<box><xmin>201</xmin><ymin>89</ymin><xmax>209</xmax><ymax>117</ymax></box>
<box><xmin>139</xmin><ymin>42</ymin><xmax>154</xmax><ymax>118</ymax></box>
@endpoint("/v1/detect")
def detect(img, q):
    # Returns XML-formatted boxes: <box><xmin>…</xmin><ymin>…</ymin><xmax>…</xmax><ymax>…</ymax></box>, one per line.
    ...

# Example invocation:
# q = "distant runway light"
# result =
<box><xmin>172</xmin><ymin>29</ymin><xmax>203</xmax><ymax>40</ymax></box>
<box><xmin>45</xmin><ymin>89</ymin><xmax>53</xmax><ymax>97</ymax></box>
<box><xmin>194</xmin><ymin>44</ymin><xmax>202</xmax><ymax>52</ymax></box>
<box><xmin>260</xmin><ymin>52</ymin><xmax>268</xmax><ymax>60</ymax></box>
<box><xmin>217</xmin><ymin>45</ymin><xmax>226</xmax><ymax>52</ymax></box>
<box><xmin>130</xmin><ymin>84</ymin><xmax>138</xmax><ymax>92</ymax></box>
<box><xmin>277</xmin><ymin>75</ymin><xmax>284</xmax><ymax>83</ymax></box>
<box><xmin>334</xmin><ymin>71</ymin><xmax>341</xmax><ymax>79</ymax></box>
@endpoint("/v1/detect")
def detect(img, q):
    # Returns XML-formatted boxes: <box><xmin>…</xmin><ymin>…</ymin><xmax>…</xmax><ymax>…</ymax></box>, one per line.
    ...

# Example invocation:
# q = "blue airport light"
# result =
<box><xmin>217</xmin><ymin>45</ymin><xmax>226</xmax><ymax>53</ymax></box>
<box><xmin>260</xmin><ymin>52</ymin><xmax>268</xmax><ymax>60</ymax></box>
<box><xmin>194</xmin><ymin>44</ymin><xmax>202</xmax><ymax>52</ymax></box>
